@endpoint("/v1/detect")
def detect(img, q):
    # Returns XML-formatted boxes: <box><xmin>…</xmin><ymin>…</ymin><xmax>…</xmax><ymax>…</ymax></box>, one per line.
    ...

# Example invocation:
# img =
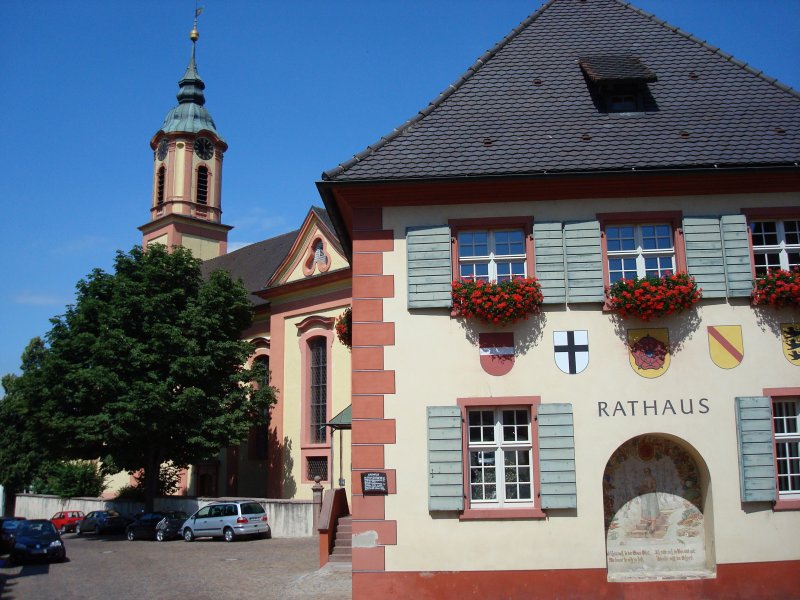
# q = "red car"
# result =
<box><xmin>50</xmin><ymin>511</ymin><xmax>85</xmax><ymax>534</ymax></box>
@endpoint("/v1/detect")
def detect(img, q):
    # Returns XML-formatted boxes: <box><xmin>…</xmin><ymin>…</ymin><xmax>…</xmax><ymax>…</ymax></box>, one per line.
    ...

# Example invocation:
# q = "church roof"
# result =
<box><xmin>158</xmin><ymin>42</ymin><xmax>224</xmax><ymax>140</ymax></box>
<box><xmin>201</xmin><ymin>207</ymin><xmax>339</xmax><ymax>307</ymax></box>
<box><xmin>201</xmin><ymin>230</ymin><xmax>299</xmax><ymax>307</ymax></box>
<box><xmin>322</xmin><ymin>0</ymin><xmax>800</xmax><ymax>182</ymax></box>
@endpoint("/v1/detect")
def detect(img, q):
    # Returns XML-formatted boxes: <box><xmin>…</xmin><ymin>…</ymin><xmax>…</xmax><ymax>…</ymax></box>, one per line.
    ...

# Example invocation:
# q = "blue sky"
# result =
<box><xmin>1</xmin><ymin>1</ymin><xmax>798</xmax><ymax>378</ymax></box>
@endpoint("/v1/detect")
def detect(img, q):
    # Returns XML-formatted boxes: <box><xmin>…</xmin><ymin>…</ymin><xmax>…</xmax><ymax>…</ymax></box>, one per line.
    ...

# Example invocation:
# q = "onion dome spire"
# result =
<box><xmin>157</xmin><ymin>7</ymin><xmax>224</xmax><ymax>140</ymax></box>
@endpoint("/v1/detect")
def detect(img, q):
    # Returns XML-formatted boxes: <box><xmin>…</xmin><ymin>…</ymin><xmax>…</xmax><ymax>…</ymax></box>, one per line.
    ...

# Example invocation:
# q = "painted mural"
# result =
<box><xmin>603</xmin><ymin>435</ymin><xmax>711</xmax><ymax>580</ymax></box>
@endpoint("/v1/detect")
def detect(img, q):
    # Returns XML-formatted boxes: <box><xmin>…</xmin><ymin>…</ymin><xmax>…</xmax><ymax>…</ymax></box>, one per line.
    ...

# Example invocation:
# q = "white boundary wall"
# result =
<box><xmin>14</xmin><ymin>494</ymin><xmax>315</xmax><ymax>538</ymax></box>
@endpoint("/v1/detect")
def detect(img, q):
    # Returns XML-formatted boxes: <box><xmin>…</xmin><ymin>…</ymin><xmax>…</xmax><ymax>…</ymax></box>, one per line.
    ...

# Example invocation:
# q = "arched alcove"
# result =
<box><xmin>602</xmin><ymin>434</ymin><xmax>716</xmax><ymax>582</ymax></box>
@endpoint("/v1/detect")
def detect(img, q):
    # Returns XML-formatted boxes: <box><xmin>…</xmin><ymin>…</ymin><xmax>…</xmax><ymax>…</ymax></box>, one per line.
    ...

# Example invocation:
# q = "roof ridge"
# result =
<box><xmin>321</xmin><ymin>0</ymin><xmax>559</xmax><ymax>181</ymax></box>
<box><xmin>615</xmin><ymin>0</ymin><xmax>800</xmax><ymax>100</ymax></box>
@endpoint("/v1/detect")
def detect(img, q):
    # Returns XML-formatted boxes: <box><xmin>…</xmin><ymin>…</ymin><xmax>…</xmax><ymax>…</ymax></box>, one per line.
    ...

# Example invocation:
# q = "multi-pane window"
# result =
<box><xmin>467</xmin><ymin>408</ymin><xmax>533</xmax><ymax>506</ymax></box>
<box><xmin>196</xmin><ymin>166</ymin><xmax>209</xmax><ymax>204</ymax></box>
<box><xmin>458</xmin><ymin>229</ymin><xmax>526</xmax><ymax>282</ymax></box>
<box><xmin>773</xmin><ymin>398</ymin><xmax>800</xmax><ymax>500</ymax></box>
<box><xmin>750</xmin><ymin>220</ymin><xmax>800</xmax><ymax>276</ymax></box>
<box><xmin>309</xmin><ymin>337</ymin><xmax>327</xmax><ymax>444</ymax></box>
<box><xmin>606</xmin><ymin>224</ymin><xmax>675</xmax><ymax>283</ymax></box>
<box><xmin>252</xmin><ymin>356</ymin><xmax>269</xmax><ymax>460</ymax></box>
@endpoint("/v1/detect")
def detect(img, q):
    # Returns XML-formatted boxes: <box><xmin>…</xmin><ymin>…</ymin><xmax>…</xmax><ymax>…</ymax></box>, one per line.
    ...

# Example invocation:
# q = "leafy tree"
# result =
<box><xmin>30</xmin><ymin>461</ymin><xmax>107</xmax><ymax>499</ymax></box>
<box><xmin>31</xmin><ymin>245</ymin><xmax>275</xmax><ymax>511</ymax></box>
<box><xmin>0</xmin><ymin>339</ymin><xmax>58</xmax><ymax>515</ymax></box>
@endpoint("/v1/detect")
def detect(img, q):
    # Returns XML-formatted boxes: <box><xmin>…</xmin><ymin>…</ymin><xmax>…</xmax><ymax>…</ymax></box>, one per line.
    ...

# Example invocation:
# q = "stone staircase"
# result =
<box><xmin>328</xmin><ymin>515</ymin><xmax>352</xmax><ymax>563</ymax></box>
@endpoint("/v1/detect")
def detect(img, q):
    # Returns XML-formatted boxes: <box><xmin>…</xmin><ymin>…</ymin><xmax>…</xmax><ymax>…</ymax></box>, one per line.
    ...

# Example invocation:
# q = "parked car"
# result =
<box><xmin>50</xmin><ymin>510</ymin><xmax>85</xmax><ymax>534</ymax></box>
<box><xmin>125</xmin><ymin>511</ymin><xmax>187</xmax><ymax>541</ymax></box>
<box><xmin>181</xmin><ymin>500</ymin><xmax>270</xmax><ymax>542</ymax></box>
<box><xmin>0</xmin><ymin>518</ymin><xmax>26</xmax><ymax>554</ymax></box>
<box><xmin>76</xmin><ymin>510</ymin><xmax>128</xmax><ymax>535</ymax></box>
<box><xmin>9</xmin><ymin>519</ymin><xmax>66</xmax><ymax>565</ymax></box>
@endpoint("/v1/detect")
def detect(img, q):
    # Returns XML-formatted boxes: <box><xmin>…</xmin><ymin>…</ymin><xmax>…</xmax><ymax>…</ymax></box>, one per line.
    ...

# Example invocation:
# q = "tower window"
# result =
<box><xmin>196</xmin><ymin>166</ymin><xmax>209</xmax><ymax>205</ymax></box>
<box><xmin>157</xmin><ymin>166</ymin><xmax>165</xmax><ymax>205</ymax></box>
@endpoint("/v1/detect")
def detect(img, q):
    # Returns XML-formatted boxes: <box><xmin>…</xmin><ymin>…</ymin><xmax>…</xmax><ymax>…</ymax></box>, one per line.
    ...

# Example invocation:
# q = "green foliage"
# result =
<box><xmin>2</xmin><ymin>245</ymin><xmax>277</xmax><ymax>510</ymax></box>
<box><xmin>30</xmin><ymin>461</ymin><xmax>107</xmax><ymax>499</ymax></box>
<box><xmin>0</xmin><ymin>339</ymin><xmax>58</xmax><ymax>497</ymax></box>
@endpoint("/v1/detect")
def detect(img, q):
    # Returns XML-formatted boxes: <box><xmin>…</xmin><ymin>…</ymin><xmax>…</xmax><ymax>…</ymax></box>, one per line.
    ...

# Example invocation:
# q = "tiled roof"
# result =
<box><xmin>322</xmin><ymin>0</ymin><xmax>800</xmax><ymax>182</ymax></box>
<box><xmin>200</xmin><ymin>230</ymin><xmax>299</xmax><ymax>307</ymax></box>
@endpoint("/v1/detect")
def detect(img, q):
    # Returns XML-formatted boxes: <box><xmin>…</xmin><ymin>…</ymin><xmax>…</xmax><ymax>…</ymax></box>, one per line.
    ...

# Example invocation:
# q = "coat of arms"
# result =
<box><xmin>553</xmin><ymin>330</ymin><xmax>589</xmax><ymax>374</ymax></box>
<box><xmin>782</xmin><ymin>324</ymin><xmax>800</xmax><ymax>366</ymax></box>
<box><xmin>479</xmin><ymin>332</ymin><xmax>514</xmax><ymax>376</ymax></box>
<box><xmin>707</xmin><ymin>325</ymin><xmax>744</xmax><ymax>369</ymax></box>
<box><xmin>627</xmin><ymin>328</ymin><xmax>670</xmax><ymax>378</ymax></box>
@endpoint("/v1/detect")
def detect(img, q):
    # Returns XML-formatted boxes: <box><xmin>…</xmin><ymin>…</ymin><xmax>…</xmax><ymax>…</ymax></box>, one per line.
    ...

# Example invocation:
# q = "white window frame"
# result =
<box><xmin>606</xmin><ymin>223</ymin><xmax>675</xmax><ymax>283</ymax></box>
<box><xmin>750</xmin><ymin>219</ymin><xmax>800</xmax><ymax>276</ymax></box>
<box><xmin>457</xmin><ymin>229</ymin><xmax>527</xmax><ymax>283</ymax></box>
<box><xmin>467</xmin><ymin>407</ymin><xmax>534</xmax><ymax>508</ymax></box>
<box><xmin>773</xmin><ymin>397</ymin><xmax>800</xmax><ymax>501</ymax></box>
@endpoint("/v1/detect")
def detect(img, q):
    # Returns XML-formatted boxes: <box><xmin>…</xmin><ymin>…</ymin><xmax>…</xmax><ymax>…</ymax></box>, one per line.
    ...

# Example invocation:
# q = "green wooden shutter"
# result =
<box><xmin>683</xmin><ymin>217</ymin><xmax>726</xmax><ymax>298</ymax></box>
<box><xmin>537</xmin><ymin>403</ymin><xmax>577</xmax><ymax>509</ymax></box>
<box><xmin>564</xmin><ymin>221</ymin><xmax>605</xmax><ymax>303</ymax></box>
<box><xmin>735</xmin><ymin>396</ymin><xmax>777</xmax><ymax>502</ymax></box>
<box><xmin>407</xmin><ymin>226</ymin><xmax>452</xmax><ymax>309</ymax></box>
<box><xmin>721</xmin><ymin>215</ymin><xmax>754</xmax><ymax>298</ymax></box>
<box><xmin>533</xmin><ymin>222</ymin><xmax>566</xmax><ymax>303</ymax></box>
<box><xmin>427</xmin><ymin>406</ymin><xmax>464</xmax><ymax>511</ymax></box>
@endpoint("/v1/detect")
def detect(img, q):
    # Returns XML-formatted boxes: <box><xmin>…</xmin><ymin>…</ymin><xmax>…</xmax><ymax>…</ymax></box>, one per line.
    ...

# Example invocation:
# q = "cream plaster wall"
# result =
<box><xmin>282</xmin><ymin>308</ymin><xmax>352</xmax><ymax>500</ymax></box>
<box><xmin>148</xmin><ymin>233</ymin><xmax>168</xmax><ymax>248</ymax></box>
<box><xmin>380</xmin><ymin>192</ymin><xmax>800</xmax><ymax>573</ymax></box>
<box><xmin>174</xmin><ymin>142</ymin><xmax>186</xmax><ymax>198</ymax></box>
<box><xmin>182</xmin><ymin>234</ymin><xmax>220</xmax><ymax>261</ymax></box>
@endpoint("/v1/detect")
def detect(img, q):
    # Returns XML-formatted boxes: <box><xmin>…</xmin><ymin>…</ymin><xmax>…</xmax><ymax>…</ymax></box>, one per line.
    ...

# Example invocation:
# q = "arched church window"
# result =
<box><xmin>157</xmin><ymin>166</ymin><xmax>165</xmax><ymax>205</ymax></box>
<box><xmin>196</xmin><ymin>166</ymin><xmax>209</xmax><ymax>204</ymax></box>
<box><xmin>309</xmin><ymin>337</ymin><xmax>327</xmax><ymax>444</ymax></box>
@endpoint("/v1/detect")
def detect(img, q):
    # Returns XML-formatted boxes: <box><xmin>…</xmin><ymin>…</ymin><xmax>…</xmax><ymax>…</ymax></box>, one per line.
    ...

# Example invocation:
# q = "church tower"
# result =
<box><xmin>139</xmin><ymin>16</ymin><xmax>231</xmax><ymax>259</ymax></box>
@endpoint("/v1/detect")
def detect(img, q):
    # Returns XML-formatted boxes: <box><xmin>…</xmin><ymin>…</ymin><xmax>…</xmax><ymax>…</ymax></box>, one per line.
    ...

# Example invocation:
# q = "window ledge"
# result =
<box><xmin>459</xmin><ymin>507</ymin><xmax>546</xmax><ymax>521</ymax></box>
<box><xmin>773</xmin><ymin>499</ymin><xmax>800</xmax><ymax>512</ymax></box>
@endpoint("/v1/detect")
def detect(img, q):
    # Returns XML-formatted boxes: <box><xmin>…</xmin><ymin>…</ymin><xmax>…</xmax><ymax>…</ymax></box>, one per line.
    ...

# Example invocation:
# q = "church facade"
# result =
<box><xmin>318</xmin><ymin>0</ymin><xmax>800</xmax><ymax>598</ymax></box>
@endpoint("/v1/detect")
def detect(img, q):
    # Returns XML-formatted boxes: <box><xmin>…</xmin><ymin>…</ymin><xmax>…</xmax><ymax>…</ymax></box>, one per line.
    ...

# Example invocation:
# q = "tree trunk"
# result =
<box><xmin>143</xmin><ymin>455</ymin><xmax>160</xmax><ymax>512</ymax></box>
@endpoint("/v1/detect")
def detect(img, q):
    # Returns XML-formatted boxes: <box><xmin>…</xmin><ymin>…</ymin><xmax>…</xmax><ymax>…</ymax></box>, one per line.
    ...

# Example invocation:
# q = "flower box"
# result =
<box><xmin>605</xmin><ymin>273</ymin><xmax>701</xmax><ymax>321</ymax></box>
<box><xmin>335</xmin><ymin>307</ymin><xmax>352</xmax><ymax>348</ymax></box>
<box><xmin>751</xmin><ymin>267</ymin><xmax>800</xmax><ymax>309</ymax></box>
<box><xmin>451</xmin><ymin>277</ymin><xmax>543</xmax><ymax>326</ymax></box>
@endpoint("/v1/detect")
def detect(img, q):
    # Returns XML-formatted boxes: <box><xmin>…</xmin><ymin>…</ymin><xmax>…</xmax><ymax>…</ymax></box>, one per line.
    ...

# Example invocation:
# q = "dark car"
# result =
<box><xmin>76</xmin><ymin>510</ymin><xmax>128</xmax><ymax>535</ymax></box>
<box><xmin>0</xmin><ymin>518</ymin><xmax>26</xmax><ymax>554</ymax></box>
<box><xmin>126</xmin><ymin>511</ymin><xmax>187</xmax><ymax>542</ymax></box>
<box><xmin>9</xmin><ymin>519</ymin><xmax>66</xmax><ymax>565</ymax></box>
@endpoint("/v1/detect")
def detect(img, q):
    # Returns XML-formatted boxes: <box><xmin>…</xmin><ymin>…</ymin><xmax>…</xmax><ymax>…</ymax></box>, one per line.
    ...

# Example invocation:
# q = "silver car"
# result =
<box><xmin>181</xmin><ymin>500</ymin><xmax>270</xmax><ymax>542</ymax></box>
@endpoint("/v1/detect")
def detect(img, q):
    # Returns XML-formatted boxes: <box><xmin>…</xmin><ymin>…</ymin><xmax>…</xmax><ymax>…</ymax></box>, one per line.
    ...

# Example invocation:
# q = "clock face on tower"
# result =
<box><xmin>193</xmin><ymin>137</ymin><xmax>214</xmax><ymax>160</ymax></box>
<box><xmin>156</xmin><ymin>139</ymin><xmax>168</xmax><ymax>161</ymax></box>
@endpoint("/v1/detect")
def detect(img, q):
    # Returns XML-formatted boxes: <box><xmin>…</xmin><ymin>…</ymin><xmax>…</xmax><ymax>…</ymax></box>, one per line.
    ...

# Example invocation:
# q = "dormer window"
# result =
<box><xmin>579</xmin><ymin>55</ymin><xmax>657</xmax><ymax>113</ymax></box>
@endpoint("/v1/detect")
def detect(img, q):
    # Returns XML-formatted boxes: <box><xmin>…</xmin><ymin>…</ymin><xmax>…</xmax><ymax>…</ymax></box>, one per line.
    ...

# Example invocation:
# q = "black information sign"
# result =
<box><xmin>361</xmin><ymin>471</ymin><xmax>388</xmax><ymax>495</ymax></box>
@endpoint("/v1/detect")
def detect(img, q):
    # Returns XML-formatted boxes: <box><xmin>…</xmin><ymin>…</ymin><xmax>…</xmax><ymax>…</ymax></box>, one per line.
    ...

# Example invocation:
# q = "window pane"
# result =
<box><xmin>494</xmin><ymin>230</ymin><xmax>524</xmax><ymax>256</ymax></box>
<box><xmin>751</xmin><ymin>221</ymin><xmax>778</xmax><ymax>246</ymax></box>
<box><xmin>496</xmin><ymin>261</ymin><xmax>525</xmax><ymax>282</ymax></box>
<box><xmin>785</xmin><ymin>221</ymin><xmax>800</xmax><ymax>245</ymax></box>
<box><xmin>607</xmin><ymin>226</ymin><xmax>636</xmax><ymax>252</ymax></box>
<box><xmin>459</xmin><ymin>231</ymin><xmax>488</xmax><ymax>257</ymax></box>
